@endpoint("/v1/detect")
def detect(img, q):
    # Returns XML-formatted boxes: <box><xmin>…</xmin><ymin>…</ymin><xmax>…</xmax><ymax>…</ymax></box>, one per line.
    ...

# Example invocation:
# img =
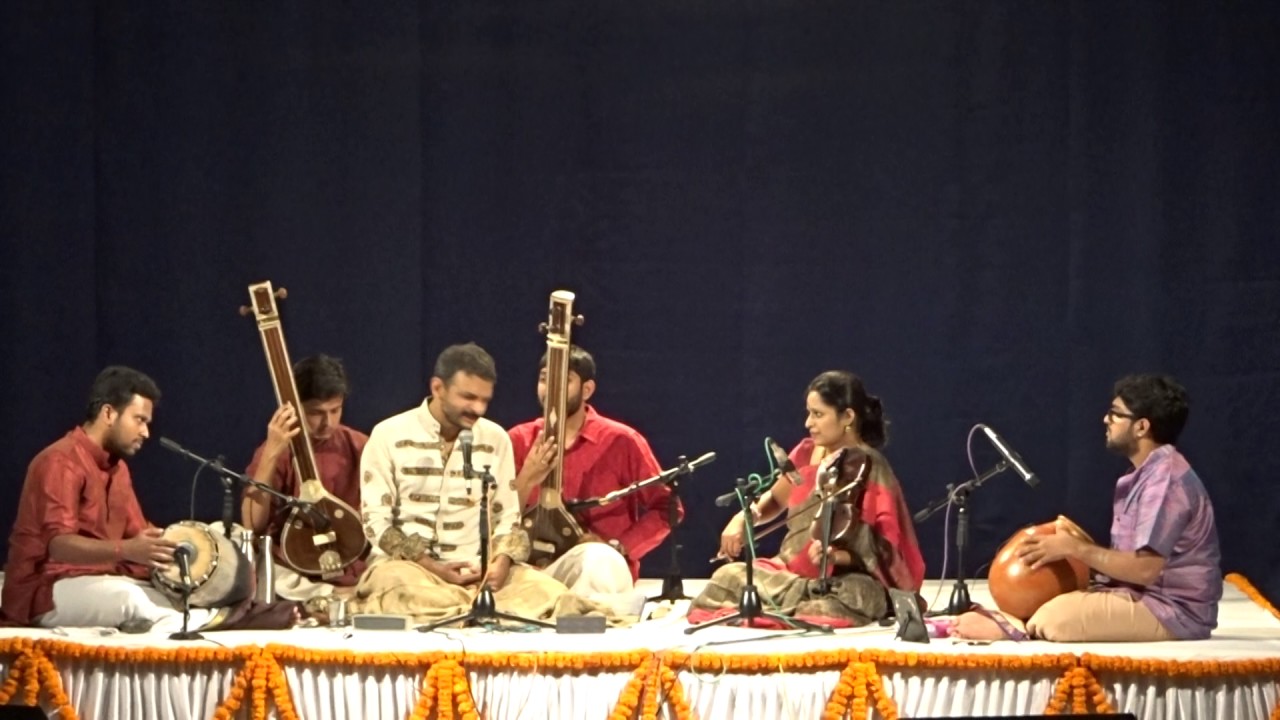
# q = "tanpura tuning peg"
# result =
<box><xmin>238</xmin><ymin>286</ymin><xmax>288</xmax><ymax>316</ymax></box>
<box><xmin>573</xmin><ymin>315</ymin><xmax>585</xmax><ymax>327</ymax></box>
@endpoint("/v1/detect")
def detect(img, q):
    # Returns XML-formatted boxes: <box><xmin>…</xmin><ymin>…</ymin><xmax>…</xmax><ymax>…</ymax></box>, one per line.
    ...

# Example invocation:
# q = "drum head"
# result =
<box><xmin>151</xmin><ymin>520</ymin><xmax>251</xmax><ymax>608</ymax></box>
<box><xmin>153</xmin><ymin>521</ymin><xmax>217</xmax><ymax>589</ymax></box>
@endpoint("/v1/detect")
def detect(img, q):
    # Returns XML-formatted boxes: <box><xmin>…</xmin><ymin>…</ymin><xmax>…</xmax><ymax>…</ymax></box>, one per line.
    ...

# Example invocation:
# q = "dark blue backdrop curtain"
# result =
<box><xmin>3</xmin><ymin>2</ymin><xmax>1278</xmax><ymax>602</ymax></box>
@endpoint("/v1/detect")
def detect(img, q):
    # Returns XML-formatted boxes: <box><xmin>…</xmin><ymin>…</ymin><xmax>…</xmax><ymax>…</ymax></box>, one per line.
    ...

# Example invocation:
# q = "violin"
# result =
<box><xmin>709</xmin><ymin>445</ymin><xmax>871</xmax><ymax>565</ymax></box>
<box><xmin>810</xmin><ymin>447</ymin><xmax>871</xmax><ymax>582</ymax></box>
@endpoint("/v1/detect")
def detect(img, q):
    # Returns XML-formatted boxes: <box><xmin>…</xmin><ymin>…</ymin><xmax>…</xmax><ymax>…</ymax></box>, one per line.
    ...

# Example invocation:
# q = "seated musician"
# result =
<box><xmin>355</xmin><ymin>343</ymin><xmax>582</xmax><ymax>622</ymax></box>
<box><xmin>242</xmin><ymin>354</ymin><xmax>368</xmax><ymax>610</ymax></box>
<box><xmin>2</xmin><ymin>367</ymin><xmax>226</xmax><ymax>632</ymax></box>
<box><xmin>954</xmin><ymin>374</ymin><xmax>1222</xmax><ymax>642</ymax></box>
<box><xmin>509</xmin><ymin>346</ymin><xmax>681</xmax><ymax>608</ymax></box>
<box><xmin>694</xmin><ymin>371</ymin><xmax>925</xmax><ymax>626</ymax></box>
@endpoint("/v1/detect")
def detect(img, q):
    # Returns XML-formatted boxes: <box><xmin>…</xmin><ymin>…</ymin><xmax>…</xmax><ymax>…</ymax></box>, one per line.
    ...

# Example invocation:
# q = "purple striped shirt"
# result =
<box><xmin>1100</xmin><ymin>445</ymin><xmax>1222</xmax><ymax>639</ymax></box>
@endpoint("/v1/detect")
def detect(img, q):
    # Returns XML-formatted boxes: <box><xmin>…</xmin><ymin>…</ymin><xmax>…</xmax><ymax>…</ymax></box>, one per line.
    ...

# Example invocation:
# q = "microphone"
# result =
<box><xmin>173</xmin><ymin>542</ymin><xmax>196</xmax><ymax>587</ymax></box>
<box><xmin>159</xmin><ymin>437</ymin><xmax>187</xmax><ymax>456</ymax></box>
<box><xmin>716</xmin><ymin>481</ymin><xmax>771</xmax><ymax>507</ymax></box>
<box><xmin>216</xmin><ymin>454</ymin><xmax>235</xmax><ymax>538</ymax></box>
<box><xmin>685</xmin><ymin>451</ymin><xmax>717</xmax><ymax>471</ymax></box>
<box><xmin>767</xmin><ymin>438</ymin><xmax>803</xmax><ymax>486</ymax></box>
<box><xmin>981</xmin><ymin>425</ymin><xmax>1040</xmax><ymax>487</ymax></box>
<box><xmin>459</xmin><ymin>428</ymin><xmax>475</xmax><ymax>479</ymax></box>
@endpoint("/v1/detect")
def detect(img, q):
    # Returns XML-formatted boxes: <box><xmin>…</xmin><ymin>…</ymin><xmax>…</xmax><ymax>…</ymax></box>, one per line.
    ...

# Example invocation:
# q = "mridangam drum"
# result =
<box><xmin>151</xmin><ymin>521</ymin><xmax>253</xmax><ymax>608</ymax></box>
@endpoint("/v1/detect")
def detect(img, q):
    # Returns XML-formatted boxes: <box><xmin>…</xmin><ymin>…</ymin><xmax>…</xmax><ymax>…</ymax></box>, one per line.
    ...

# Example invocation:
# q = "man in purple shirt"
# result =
<box><xmin>956</xmin><ymin>374</ymin><xmax>1222</xmax><ymax>642</ymax></box>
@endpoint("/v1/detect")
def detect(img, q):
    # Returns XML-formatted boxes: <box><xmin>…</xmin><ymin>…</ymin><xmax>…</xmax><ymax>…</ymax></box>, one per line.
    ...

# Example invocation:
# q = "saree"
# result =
<box><xmin>690</xmin><ymin>442</ymin><xmax>925</xmax><ymax>627</ymax></box>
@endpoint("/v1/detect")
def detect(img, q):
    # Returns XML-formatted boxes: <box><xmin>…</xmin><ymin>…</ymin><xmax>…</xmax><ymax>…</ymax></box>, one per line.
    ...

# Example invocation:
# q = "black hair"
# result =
<box><xmin>433</xmin><ymin>342</ymin><xmax>497</xmax><ymax>384</ymax></box>
<box><xmin>1113</xmin><ymin>374</ymin><xmax>1190</xmax><ymax>444</ymax></box>
<box><xmin>84</xmin><ymin>366</ymin><xmax>161</xmax><ymax>422</ymax></box>
<box><xmin>808</xmin><ymin>370</ymin><xmax>888</xmax><ymax>449</ymax></box>
<box><xmin>294</xmin><ymin>354</ymin><xmax>350</xmax><ymax>403</ymax></box>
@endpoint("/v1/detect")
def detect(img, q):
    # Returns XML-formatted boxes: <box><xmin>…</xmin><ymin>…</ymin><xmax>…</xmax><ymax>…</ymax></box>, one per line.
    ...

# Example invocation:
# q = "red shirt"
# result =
<box><xmin>1</xmin><ymin>428</ymin><xmax>150</xmax><ymax>625</ymax></box>
<box><xmin>509</xmin><ymin>406</ymin><xmax>681</xmax><ymax>579</ymax></box>
<box><xmin>244</xmin><ymin>424</ymin><xmax>368</xmax><ymax>585</ymax></box>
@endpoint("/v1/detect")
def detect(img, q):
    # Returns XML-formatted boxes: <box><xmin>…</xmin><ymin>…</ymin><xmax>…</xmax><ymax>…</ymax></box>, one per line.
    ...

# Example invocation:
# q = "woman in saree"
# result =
<box><xmin>691</xmin><ymin>371</ymin><xmax>925</xmax><ymax>626</ymax></box>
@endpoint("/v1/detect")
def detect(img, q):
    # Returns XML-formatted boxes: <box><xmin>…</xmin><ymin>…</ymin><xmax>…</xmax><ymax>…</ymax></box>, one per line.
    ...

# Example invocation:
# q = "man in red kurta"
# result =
<box><xmin>241</xmin><ymin>355</ymin><xmax>368</xmax><ymax>606</ymax></box>
<box><xmin>509</xmin><ymin>347</ymin><xmax>681</xmax><ymax>611</ymax></box>
<box><xmin>1</xmin><ymin>366</ymin><xmax>217</xmax><ymax>632</ymax></box>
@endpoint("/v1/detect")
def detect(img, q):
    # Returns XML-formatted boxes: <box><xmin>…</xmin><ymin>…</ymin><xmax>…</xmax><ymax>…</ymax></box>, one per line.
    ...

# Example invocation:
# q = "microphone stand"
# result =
<box><xmin>913</xmin><ymin>460</ymin><xmax>1009</xmax><ymax>616</ymax></box>
<box><xmin>169</xmin><ymin>563</ymin><xmax>203</xmax><ymax>641</ymax></box>
<box><xmin>160</xmin><ymin>437</ymin><xmax>327</xmax><ymax>529</ymax></box>
<box><xmin>686</xmin><ymin>478</ymin><xmax>831</xmax><ymax>635</ymax></box>
<box><xmin>648</xmin><ymin>455</ymin><xmax>694</xmax><ymax>603</ymax></box>
<box><xmin>420</xmin><ymin>464</ymin><xmax>555</xmax><ymax>632</ymax></box>
<box><xmin>564</xmin><ymin>452</ymin><xmax>715</xmax><ymax>604</ymax></box>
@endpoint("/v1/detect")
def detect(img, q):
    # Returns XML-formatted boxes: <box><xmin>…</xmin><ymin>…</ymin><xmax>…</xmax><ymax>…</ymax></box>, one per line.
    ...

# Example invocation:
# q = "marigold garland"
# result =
<box><xmin>0</xmin><ymin>653</ymin><xmax>29</xmax><ymax>705</ymax></box>
<box><xmin>823</xmin><ymin>660</ymin><xmax>864</xmax><ymax>720</ymax></box>
<box><xmin>34</xmin><ymin>653</ymin><xmax>77</xmax><ymax>720</ymax></box>
<box><xmin>656</xmin><ymin>661</ymin><xmax>693</xmax><ymax>720</ymax></box>
<box><xmin>608</xmin><ymin>655</ymin><xmax>653</xmax><ymax>720</ymax></box>
<box><xmin>1227</xmin><ymin>573</ymin><xmax>1280</xmax><ymax>621</ymax></box>
<box><xmin>4</xmin><ymin>596</ymin><xmax>1280</xmax><ymax>720</ymax></box>
<box><xmin>864</xmin><ymin>663</ymin><xmax>899</xmax><ymax>720</ymax></box>
<box><xmin>410</xmin><ymin>662</ymin><xmax>439</xmax><ymax>720</ymax></box>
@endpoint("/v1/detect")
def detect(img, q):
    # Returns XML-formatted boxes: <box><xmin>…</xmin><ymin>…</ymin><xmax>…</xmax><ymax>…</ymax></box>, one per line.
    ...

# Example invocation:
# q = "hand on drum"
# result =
<box><xmin>123</xmin><ymin>528</ymin><xmax>178</xmax><ymax>568</ymax></box>
<box><xmin>1017</xmin><ymin>533</ymin><xmax>1081</xmax><ymax>570</ymax></box>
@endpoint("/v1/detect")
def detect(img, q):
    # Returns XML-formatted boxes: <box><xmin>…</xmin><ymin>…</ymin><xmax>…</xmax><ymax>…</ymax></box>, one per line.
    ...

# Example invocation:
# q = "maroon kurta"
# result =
<box><xmin>244</xmin><ymin>424</ymin><xmax>368</xmax><ymax>585</ymax></box>
<box><xmin>509</xmin><ymin>405</ymin><xmax>681</xmax><ymax>580</ymax></box>
<box><xmin>2</xmin><ymin>428</ymin><xmax>150</xmax><ymax>625</ymax></box>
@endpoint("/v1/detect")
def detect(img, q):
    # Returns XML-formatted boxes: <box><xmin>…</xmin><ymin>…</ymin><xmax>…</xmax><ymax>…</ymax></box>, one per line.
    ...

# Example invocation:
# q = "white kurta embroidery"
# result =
<box><xmin>361</xmin><ymin>401</ymin><xmax>525</xmax><ymax>565</ymax></box>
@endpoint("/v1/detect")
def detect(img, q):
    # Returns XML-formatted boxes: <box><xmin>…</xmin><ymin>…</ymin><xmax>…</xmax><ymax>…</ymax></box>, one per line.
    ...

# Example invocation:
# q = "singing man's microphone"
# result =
<box><xmin>173</xmin><ymin>542</ymin><xmax>196</xmax><ymax>587</ymax></box>
<box><xmin>981</xmin><ymin>425</ymin><xmax>1040</xmax><ymax>487</ymax></box>
<box><xmin>459</xmin><ymin>428</ymin><xmax>475</xmax><ymax>479</ymax></box>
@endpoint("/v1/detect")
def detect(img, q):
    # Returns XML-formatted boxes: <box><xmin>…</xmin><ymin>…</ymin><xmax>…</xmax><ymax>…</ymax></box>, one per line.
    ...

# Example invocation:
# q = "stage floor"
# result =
<box><xmin>3</xmin><ymin>574</ymin><xmax>1280</xmax><ymax>719</ymax></box>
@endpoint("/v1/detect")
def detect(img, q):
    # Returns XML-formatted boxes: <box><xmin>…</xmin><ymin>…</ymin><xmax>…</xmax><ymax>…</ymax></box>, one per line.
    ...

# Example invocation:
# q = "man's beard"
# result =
<box><xmin>541</xmin><ymin>392</ymin><xmax>583</xmax><ymax>416</ymax></box>
<box><xmin>442</xmin><ymin>403</ymin><xmax>479</xmax><ymax>429</ymax></box>
<box><xmin>1105</xmin><ymin>432</ymin><xmax>1136</xmax><ymax>457</ymax></box>
<box><xmin>104</xmin><ymin>426</ymin><xmax>139</xmax><ymax>457</ymax></box>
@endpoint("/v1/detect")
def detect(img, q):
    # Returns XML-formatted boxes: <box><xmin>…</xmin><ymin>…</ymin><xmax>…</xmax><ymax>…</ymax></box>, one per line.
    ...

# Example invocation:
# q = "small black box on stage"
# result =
<box><xmin>556</xmin><ymin>615</ymin><xmax>607</xmax><ymax>634</ymax></box>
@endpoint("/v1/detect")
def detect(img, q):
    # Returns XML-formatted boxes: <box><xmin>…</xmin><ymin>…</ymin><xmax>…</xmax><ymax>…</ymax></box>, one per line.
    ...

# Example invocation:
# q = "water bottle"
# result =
<box><xmin>238</xmin><ymin>529</ymin><xmax>256</xmax><ymax>567</ymax></box>
<box><xmin>329</xmin><ymin>597</ymin><xmax>349</xmax><ymax>627</ymax></box>
<box><xmin>255</xmin><ymin>535</ymin><xmax>276</xmax><ymax>604</ymax></box>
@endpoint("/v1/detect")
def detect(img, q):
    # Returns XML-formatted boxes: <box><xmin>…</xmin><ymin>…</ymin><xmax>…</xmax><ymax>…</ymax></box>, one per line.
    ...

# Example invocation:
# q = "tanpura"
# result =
<box><xmin>241</xmin><ymin>281</ymin><xmax>367</xmax><ymax>578</ymax></box>
<box><xmin>520</xmin><ymin>290</ymin><xmax>587</xmax><ymax>567</ymax></box>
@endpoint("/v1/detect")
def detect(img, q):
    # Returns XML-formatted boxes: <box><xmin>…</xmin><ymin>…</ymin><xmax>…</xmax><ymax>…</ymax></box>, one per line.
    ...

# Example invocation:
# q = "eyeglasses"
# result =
<box><xmin>1105</xmin><ymin>408</ymin><xmax>1137</xmax><ymax>422</ymax></box>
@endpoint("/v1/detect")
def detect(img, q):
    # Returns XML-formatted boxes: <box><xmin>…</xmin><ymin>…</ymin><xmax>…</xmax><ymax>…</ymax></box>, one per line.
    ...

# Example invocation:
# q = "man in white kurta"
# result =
<box><xmin>352</xmin><ymin>343</ymin><xmax>574</xmax><ymax>623</ymax></box>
